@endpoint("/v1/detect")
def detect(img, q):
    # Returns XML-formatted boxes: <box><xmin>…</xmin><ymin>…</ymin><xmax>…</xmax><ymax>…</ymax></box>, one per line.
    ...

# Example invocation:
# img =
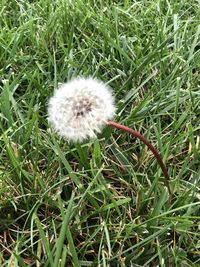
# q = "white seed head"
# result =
<box><xmin>47</xmin><ymin>77</ymin><xmax>115</xmax><ymax>142</ymax></box>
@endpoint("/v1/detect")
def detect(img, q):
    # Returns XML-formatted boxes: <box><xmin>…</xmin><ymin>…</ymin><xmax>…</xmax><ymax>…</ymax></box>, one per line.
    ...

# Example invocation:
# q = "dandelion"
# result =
<box><xmin>48</xmin><ymin>77</ymin><xmax>115</xmax><ymax>142</ymax></box>
<box><xmin>48</xmin><ymin>77</ymin><xmax>172</xmax><ymax>198</ymax></box>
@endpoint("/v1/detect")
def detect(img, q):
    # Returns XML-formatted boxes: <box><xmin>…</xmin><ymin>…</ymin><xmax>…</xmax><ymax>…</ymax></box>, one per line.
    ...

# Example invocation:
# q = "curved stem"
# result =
<box><xmin>108</xmin><ymin>120</ymin><xmax>172</xmax><ymax>198</ymax></box>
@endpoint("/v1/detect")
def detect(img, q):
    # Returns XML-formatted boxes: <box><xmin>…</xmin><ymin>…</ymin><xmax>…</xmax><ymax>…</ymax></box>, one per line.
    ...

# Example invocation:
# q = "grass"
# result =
<box><xmin>0</xmin><ymin>0</ymin><xmax>200</xmax><ymax>266</ymax></box>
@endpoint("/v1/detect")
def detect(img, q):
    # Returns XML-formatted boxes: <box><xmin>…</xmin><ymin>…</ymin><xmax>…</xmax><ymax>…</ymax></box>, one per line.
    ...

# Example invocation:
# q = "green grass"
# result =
<box><xmin>0</xmin><ymin>0</ymin><xmax>200</xmax><ymax>266</ymax></box>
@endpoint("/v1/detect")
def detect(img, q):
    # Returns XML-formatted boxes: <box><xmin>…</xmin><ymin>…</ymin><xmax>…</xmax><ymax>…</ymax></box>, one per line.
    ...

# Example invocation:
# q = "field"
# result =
<box><xmin>0</xmin><ymin>0</ymin><xmax>200</xmax><ymax>266</ymax></box>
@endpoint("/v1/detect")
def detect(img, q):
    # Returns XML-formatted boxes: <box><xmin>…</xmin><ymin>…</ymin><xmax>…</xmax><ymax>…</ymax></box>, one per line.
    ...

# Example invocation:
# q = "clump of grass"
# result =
<box><xmin>0</xmin><ymin>0</ymin><xmax>200</xmax><ymax>266</ymax></box>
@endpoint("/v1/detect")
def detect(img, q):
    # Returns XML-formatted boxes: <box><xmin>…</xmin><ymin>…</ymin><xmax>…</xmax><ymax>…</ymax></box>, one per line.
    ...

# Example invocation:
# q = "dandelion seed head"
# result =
<box><xmin>48</xmin><ymin>77</ymin><xmax>115</xmax><ymax>141</ymax></box>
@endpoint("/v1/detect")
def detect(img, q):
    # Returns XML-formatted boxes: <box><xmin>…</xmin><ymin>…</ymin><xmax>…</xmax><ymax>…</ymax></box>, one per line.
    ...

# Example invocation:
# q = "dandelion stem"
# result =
<box><xmin>108</xmin><ymin>120</ymin><xmax>172</xmax><ymax>198</ymax></box>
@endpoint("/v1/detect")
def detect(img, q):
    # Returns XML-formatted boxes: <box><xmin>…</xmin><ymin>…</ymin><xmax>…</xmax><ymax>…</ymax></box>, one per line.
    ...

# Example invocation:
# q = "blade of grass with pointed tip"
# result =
<box><xmin>54</xmin><ymin>192</ymin><xmax>79</xmax><ymax>267</ymax></box>
<box><xmin>34</xmin><ymin>214</ymin><xmax>54</xmax><ymax>267</ymax></box>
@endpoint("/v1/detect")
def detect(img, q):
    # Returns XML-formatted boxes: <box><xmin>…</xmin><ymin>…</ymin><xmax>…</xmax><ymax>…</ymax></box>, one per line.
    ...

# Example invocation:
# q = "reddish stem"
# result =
<box><xmin>108</xmin><ymin>120</ymin><xmax>172</xmax><ymax>198</ymax></box>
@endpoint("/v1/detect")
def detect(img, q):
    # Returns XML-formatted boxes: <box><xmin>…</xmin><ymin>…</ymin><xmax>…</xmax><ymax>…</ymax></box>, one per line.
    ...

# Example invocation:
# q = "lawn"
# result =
<box><xmin>0</xmin><ymin>0</ymin><xmax>200</xmax><ymax>266</ymax></box>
